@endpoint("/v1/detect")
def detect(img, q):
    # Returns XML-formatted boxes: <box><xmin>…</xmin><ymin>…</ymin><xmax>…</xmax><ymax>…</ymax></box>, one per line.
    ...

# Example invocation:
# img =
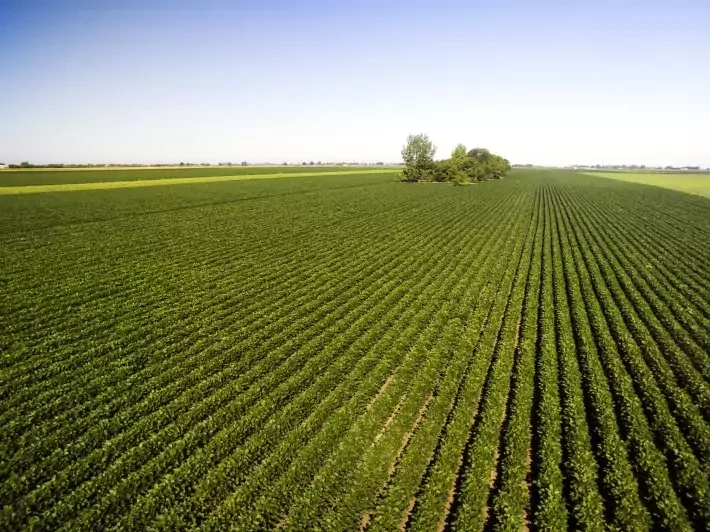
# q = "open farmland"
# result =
<box><xmin>1</xmin><ymin>169</ymin><xmax>709</xmax><ymax>530</ymax></box>
<box><xmin>0</xmin><ymin>165</ymin><xmax>376</xmax><ymax>187</ymax></box>
<box><xmin>0</xmin><ymin>169</ymin><xmax>396</xmax><ymax>196</ymax></box>
<box><xmin>580</xmin><ymin>170</ymin><xmax>710</xmax><ymax>198</ymax></box>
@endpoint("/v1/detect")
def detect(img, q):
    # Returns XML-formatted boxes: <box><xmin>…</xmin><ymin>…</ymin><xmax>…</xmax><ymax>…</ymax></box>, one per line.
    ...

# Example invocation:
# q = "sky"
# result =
<box><xmin>1</xmin><ymin>0</ymin><xmax>709</xmax><ymax>166</ymax></box>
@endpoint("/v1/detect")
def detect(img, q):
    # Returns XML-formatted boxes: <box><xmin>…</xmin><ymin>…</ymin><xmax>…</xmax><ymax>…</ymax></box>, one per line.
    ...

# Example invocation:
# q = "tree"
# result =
<box><xmin>451</xmin><ymin>144</ymin><xmax>477</xmax><ymax>183</ymax></box>
<box><xmin>488</xmin><ymin>155</ymin><xmax>511</xmax><ymax>179</ymax></box>
<box><xmin>431</xmin><ymin>159</ymin><xmax>455</xmax><ymax>182</ymax></box>
<box><xmin>451</xmin><ymin>143</ymin><xmax>467</xmax><ymax>162</ymax></box>
<box><xmin>400</xmin><ymin>133</ymin><xmax>436</xmax><ymax>182</ymax></box>
<box><xmin>452</xmin><ymin>170</ymin><xmax>469</xmax><ymax>186</ymax></box>
<box><xmin>399</xmin><ymin>135</ymin><xmax>510</xmax><ymax>184</ymax></box>
<box><xmin>467</xmin><ymin>147</ymin><xmax>491</xmax><ymax>162</ymax></box>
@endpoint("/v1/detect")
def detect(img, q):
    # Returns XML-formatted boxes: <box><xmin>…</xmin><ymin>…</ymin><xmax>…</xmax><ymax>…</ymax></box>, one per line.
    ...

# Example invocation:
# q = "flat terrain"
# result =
<box><xmin>581</xmin><ymin>170</ymin><xmax>710</xmax><ymax>197</ymax></box>
<box><xmin>1</xmin><ymin>169</ymin><xmax>709</xmax><ymax>530</ymax></box>
<box><xmin>0</xmin><ymin>165</ymin><xmax>389</xmax><ymax>187</ymax></box>
<box><xmin>0</xmin><ymin>169</ymin><xmax>395</xmax><ymax>195</ymax></box>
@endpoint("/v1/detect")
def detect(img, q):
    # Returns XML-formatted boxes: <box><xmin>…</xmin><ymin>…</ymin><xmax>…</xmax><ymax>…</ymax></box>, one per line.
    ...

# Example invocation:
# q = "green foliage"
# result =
<box><xmin>451</xmin><ymin>143</ymin><xmax>468</xmax><ymax>162</ymax></box>
<box><xmin>451</xmin><ymin>171</ymin><xmax>468</xmax><ymax>186</ymax></box>
<box><xmin>400</xmin><ymin>133</ymin><xmax>437</xmax><ymax>181</ymax></box>
<box><xmin>431</xmin><ymin>159</ymin><xmax>454</xmax><ymax>182</ymax></box>
<box><xmin>1</xmin><ymin>169</ymin><xmax>709</xmax><ymax>530</ymax></box>
<box><xmin>0</xmin><ymin>165</ymin><xmax>362</xmax><ymax>187</ymax></box>
<box><xmin>402</xmin><ymin>134</ymin><xmax>510</xmax><ymax>184</ymax></box>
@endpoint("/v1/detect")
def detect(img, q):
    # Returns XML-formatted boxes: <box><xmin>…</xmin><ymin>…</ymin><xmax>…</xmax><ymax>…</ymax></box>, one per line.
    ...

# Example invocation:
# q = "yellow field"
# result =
<box><xmin>581</xmin><ymin>171</ymin><xmax>710</xmax><ymax>198</ymax></box>
<box><xmin>0</xmin><ymin>169</ymin><xmax>397</xmax><ymax>195</ymax></box>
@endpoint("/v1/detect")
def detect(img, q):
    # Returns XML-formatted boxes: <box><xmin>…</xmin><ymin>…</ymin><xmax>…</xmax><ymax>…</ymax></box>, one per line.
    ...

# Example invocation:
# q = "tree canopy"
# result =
<box><xmin>399</xmin><ymin>135</ymin><xmax>510</xmax><ymax>184</ymax></box>
<box><xmin>400</xmin><ymin>134</ymin><xmax>437</xmax><ymax>182</ymax></box>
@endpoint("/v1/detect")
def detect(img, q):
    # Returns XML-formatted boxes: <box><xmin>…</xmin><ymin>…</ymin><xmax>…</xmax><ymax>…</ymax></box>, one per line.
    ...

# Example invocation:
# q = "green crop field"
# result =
<box><xmin>2</xmin><ymin>168</ymin><xmax>709</xmax><ymax>531</ymax></box>
<box><xmin>580</xmin><ymin>170</ymin><xmax>710</xmax><ymax>197</ymax></box>
<box><xmin>0</xmin><ymin>169</ymin><xmax>398</xmax><ymax>195</ymax></box>
<box><xmin>0</xmin><ymin>165</ymin><xmax>393</xmax><ymax>187</ymax></box>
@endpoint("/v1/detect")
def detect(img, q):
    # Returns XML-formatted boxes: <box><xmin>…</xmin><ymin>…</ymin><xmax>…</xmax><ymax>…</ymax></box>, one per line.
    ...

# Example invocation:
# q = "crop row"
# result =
<box><xmin>2</xmin><ymin>189</ymin><xmax>518</xmax><ymax>529</ymax></box>
<box><xmin>2</xmin><ymin>170</ymin><xmax>709</xmax><ymax>529</ymax></box>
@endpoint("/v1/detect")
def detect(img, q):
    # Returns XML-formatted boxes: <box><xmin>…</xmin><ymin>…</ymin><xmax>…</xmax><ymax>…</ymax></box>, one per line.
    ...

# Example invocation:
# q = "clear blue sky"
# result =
<box><xmin>1</xmin><ymin>0</ymin><xmax>708</xmax><ymax>166</ymax></box>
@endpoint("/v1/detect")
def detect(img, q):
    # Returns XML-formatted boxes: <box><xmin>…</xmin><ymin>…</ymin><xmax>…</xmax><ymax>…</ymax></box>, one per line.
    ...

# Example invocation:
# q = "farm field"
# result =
<box><xmin>0</xmin><ymin>169</ymin><xmax>396</xmax><ymax>195</ymax></box>
<box><xmin>1</xmin><ymin>168</ymin><xmax>709</xmax><ymax>531</ymax></box>
<box><xmin>580</xmin><ymin>170</ymin><xmax>710</xmax><ymax>197</ymax></box>
<box><xmin>0</xmin><ymin>165</ymin><xmax>391</xmax><ymax>187</ymax></box>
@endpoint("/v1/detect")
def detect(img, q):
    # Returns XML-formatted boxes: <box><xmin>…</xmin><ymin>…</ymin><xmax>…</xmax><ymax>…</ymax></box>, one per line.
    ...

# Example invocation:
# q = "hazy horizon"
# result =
<box><xmin>2</xmin><ymin>0</ymin><xmax>709</xmax><ymax>167</ymax></box>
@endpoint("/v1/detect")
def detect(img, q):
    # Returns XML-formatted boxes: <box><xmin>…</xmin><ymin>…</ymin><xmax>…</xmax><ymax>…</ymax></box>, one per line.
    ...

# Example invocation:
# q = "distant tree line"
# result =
<box><xmin>399</xmin><ymin>134</ymin><xmax>511</xmax><ymax>184</ymax></box>
<box><xmin>571</xmin><ymin>164</ymin><xmax>705</xmax><ymax>172</ymax></box>
<box><xmin>7</xmin><ymin>162</ymin><xmax>68</xmax><ymax>169</ymax></box>
<box><xmin>4</xmin><ymin>162</ymin><xmax>215</xmax><ymax>169</ymax></box>
<box><xmin>2</xmin><ymin>161</ymin><xmax>393</xmax><ymax>169</ymax></box>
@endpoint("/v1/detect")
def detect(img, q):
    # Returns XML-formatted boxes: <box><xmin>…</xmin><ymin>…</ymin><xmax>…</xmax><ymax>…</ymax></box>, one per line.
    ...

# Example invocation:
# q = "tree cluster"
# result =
<box><xmin>399</xmin><ymin>134</ymin><xmax>510</xmax><ymax>184</ymax></box>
